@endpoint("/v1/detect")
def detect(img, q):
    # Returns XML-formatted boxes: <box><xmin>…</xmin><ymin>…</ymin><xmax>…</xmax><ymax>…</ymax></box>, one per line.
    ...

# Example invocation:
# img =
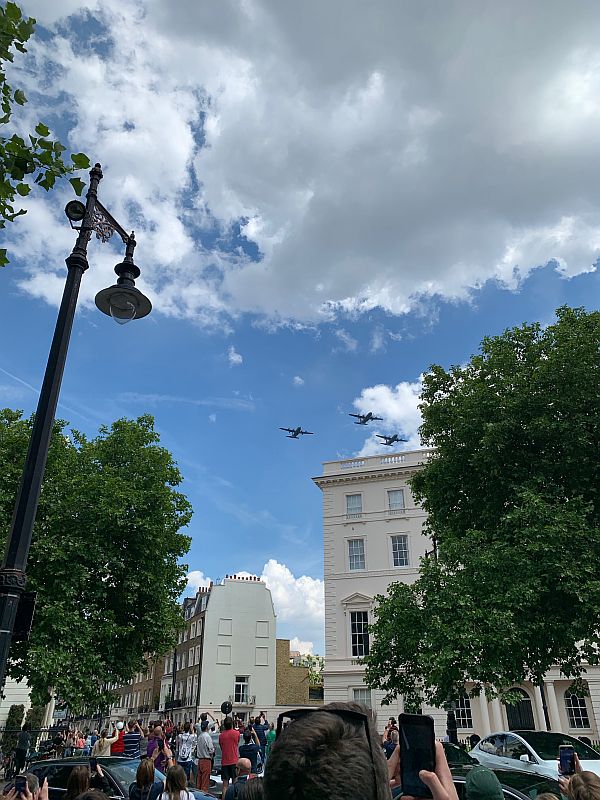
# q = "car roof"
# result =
<box><xmin>29</xmin><ymin>757</ymin><xmax>140</xmax><ymax>767</ymax></box>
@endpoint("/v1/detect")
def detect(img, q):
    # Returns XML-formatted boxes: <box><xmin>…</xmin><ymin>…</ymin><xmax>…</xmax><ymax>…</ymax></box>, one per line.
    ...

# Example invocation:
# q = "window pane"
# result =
<box><xmin>391</xmin><ymin>534</ymin><xmax>409</xmax><ymax>567</ymax></box>
<box><xmin>454</xmin><ymin>697</ymin><xmax>473</xmax><ymax>729</ymax></box>
<box><xmin>346</xmin><ymin>494</ymin><xmax>363</xmax><ymax>517</ymax></box>
<box><xmin>388</xmin><ymin>489</ymin><xmax>405</xmax><ymax>511</ymax></box>
<box><xmin>350</xmin><ymin>610</ymin><xmax>369</xmax><ymax>657</ymax></box>
<box><xmin>565</xmin><ymin>694</ymin><xmax>590</xmax><ymax>729</ymax></box>
<box><xmin>353</xmin><ymin>688</ymin><xmax>372</xmax><ymax>708</ymax></box>
<box><xmin>348</xmin><ymin>539</ymin><xmax>365</xmax><ymax>570</ymax></box>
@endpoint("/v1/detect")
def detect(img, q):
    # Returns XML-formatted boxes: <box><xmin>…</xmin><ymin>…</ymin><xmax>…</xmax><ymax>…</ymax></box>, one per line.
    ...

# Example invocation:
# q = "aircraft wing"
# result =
<box><xmin>301</xmin><ymin>430</ymin><xmax>315</xmax><ymax>435</ymax></box>
<box><xmin>279</xmin><ymin>427</ymin><xmax>295</xmax><ymax>433</ymax></box>
<box><xmin>371</xmin><ymin>415</ymin><xmax>384</xmax><ymax>421</ymax></box>
<box><xmin>375</xmin><ymin>434</ymin><xmax>387</xmax><ymax>440</ymax></box>
<box><xmin>348</xmin><ymin>413</ymin><xmax>362</xmax><ymax>418</ymax></box>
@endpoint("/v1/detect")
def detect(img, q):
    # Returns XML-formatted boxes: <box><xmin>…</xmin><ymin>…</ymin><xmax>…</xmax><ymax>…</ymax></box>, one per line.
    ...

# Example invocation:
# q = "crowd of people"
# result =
<box><xmin>8</xmin><ymin>702</ymin><xmax>600</xmax><ymax>800</ymax></box>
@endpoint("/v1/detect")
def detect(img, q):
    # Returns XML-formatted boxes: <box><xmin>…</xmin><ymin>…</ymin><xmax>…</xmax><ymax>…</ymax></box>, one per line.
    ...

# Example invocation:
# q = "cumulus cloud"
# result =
<box><xmin>227</xmin><ymin>345</ymin><xmax>243</xmax><ymax>367</ymax></box>
<box><xmin>9</xmin><ymin>1</ymin><xmax>600</xmax><ymax>328</ymax></box>
<box><xmin>260</xmin><ymin>559</ymin><xmax>324</xmax><ymax>650</ymax></box>
<box><xmin>292</xmin><ymin>375</ymin><xmax>304</xmax><ymax>386</ymax></box>
<box><xmin>185</xmin><ymin>570</ymin><xmax>212</xmax><ymax>593</ymax></box>
<box><xmin>290</xmin><ymin>637</ymin><xmax>314</xmax><ymax>655</ymax></box>
<box><xmin>354</xmin><ymin>377</ymin><xmax>423</xmax><ymax>455</ymax></box>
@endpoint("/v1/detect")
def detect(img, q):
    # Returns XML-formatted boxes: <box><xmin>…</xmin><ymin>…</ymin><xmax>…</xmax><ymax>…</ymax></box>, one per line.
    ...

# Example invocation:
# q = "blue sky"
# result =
<box><xmin>2</xmin><ymin>0</ymin><xmax>600</xmax><ymax>653</ymax></box>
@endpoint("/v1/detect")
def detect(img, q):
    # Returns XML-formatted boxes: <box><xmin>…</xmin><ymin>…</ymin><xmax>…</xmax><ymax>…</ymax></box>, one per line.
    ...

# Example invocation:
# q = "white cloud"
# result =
<box><xmin>292</xmin><ymin>375</ymin><xmax>304</xmax><ymax>386</ymax></box>
<box><xmin>9</xmin><ymin>1</ymin><xmax>600</xmax><ymax>328</ymax></box>
<box><xmin>260</xmin><ymin>559</ymin><xmax>324</xmax><ymax>650</ymax></box>
<box><xmin>290</xmin><ymin>637</ymin><xmax>314</xmax><ymax>655</ymax></box>
<box><xmin>227</xmin><ymin>345</ymin><xmax>243</xmax><ymax>367</ymax></box>
<box><xmin>334</xmin><ymin>329</ymin><xmax>358</xmax><ymax>352</ymax></box>
<box><xmin>185</xmin><ymin>570</ymin><xmax>212</xmax><ymax>593</ymax></box>
<box><xmin>354</xmin><ymin>377</ymin><xmax>423</xmax><ymax>455</ymax></box>
<box><xmin>208</xmin><ymin>413</ymin><xmax>217</xmax><ymax>423</ymax></box>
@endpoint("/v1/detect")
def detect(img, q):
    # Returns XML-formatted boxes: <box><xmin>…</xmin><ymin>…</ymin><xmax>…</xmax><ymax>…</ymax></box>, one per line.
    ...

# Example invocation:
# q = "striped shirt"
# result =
<box><xmin>123</xmin><ymin>731</ymin><xmax>142</xmax><ymax>758</ymax></box>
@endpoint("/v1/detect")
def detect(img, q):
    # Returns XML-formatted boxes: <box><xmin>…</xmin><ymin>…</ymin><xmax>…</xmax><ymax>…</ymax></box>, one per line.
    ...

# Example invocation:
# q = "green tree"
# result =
<box><xmin>1</xmin><ymin>1</ymin><xmax>90</xmax><ymax>267</ymax></box>
<box><xmin>299</xmin><ymin>653</ymin><xmax>324</xmax><ymax>686</ymax></box>
<box><xmin>23</xmin><ymin>703</ymin><xmax>45</xmax><ymax>748</ymax></box>
<box><xmin>363</xmin><ymin>306</ymin><xmax>600</xmax><ymax>709</ymax></box>
<box><xmin>0</xmin><ymin>411</ymin><xmax>192</xmax><ymax>712</ymax></box>
<box><xmin>2</xmin><ymin>703</ymin><xmax>24</xmax><ymax>753</ymax></box>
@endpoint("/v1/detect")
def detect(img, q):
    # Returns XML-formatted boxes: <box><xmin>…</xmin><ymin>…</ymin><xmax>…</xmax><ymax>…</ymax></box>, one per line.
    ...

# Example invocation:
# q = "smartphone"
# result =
<box><xmin>15</xmin><ymin>776</ymin><xmax>27</xmax><ymax>796</ymax></box>
<box><xmin>89</xmin><ymin>757</ymin><xmax>98</xmax><ymax>772</ymax></box>
<box><xmin>399</xmin><ymin>713</ymin><xmax>436</xmax><ymax>798</ymax></box>
<box><xmin>157</xmin><ymin>738</ymin><xmax>165</xmax><ymax>751</ymax></box>
<box><xmin>559</xmin><ymin>745</ymin><xmax>576</xmax><ymax>776</ymax></box>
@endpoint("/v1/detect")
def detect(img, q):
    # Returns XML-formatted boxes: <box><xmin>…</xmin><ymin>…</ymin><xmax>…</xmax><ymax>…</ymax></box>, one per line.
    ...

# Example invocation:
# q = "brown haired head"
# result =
<box><xmin>166</xmin><ymin>764</ymin><xmax>188</xmax><ymax>796</ymax></box>
<box><xmin>567</xmin><ymin>772</ymin><xmax>600</xmax><ymax>800</ymax></box>
<box><xmin>65</xmin><ymin>766</ymin><xmax>90</xmax><ymax>800</ymax></box>
<box><xmin>136</xmin><ymin>759</ymin><xmax>155</xmax><ymax>788</ymax></box>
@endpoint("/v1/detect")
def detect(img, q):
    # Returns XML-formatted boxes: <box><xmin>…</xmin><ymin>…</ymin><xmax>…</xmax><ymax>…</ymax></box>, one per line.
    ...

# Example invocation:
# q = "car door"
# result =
<box><xmin>42</xmin><ymin>764</ymin><xmax>77</xmax><ymax>800</ymax></box>
<box><xmin>504</xmin><ymin>735</ymin><xmax>539</xmax><ymax>772</ymax></box>
<box><xmin>478</xmin><ymin>735</ymin><xmax>508</xmax><ymax>768</ymax></box>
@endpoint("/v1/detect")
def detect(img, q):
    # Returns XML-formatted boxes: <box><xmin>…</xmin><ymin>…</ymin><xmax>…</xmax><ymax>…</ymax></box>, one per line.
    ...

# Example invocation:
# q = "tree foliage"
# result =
<box><xmin>364</xmin><ymin>306</ymin><xmax>600</xmax><ymax>709</ymax></box>
<box><xmin>0</xmin><ymin>1</ymin><xmax>90</xmax><ymax>267</ymax></box>
<box><xmin>2</xmin><ymin>703</ymin><xmax>24</xmax><ymax>752</ymax></box>
<box><xmin>0</xmin><ymin>411</ymin><xmax>192</xmax><ymax>712</ymax></box>
<box><xmin>299</xmin><ymin>653</ymin><xmax>325</xmax><ymax>686</ymax></box>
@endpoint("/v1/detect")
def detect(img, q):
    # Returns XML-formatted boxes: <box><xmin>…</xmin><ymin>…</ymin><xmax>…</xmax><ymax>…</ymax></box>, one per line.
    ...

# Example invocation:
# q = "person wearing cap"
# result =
<box><xmin>466</xmin><ymin>765</ymin><xmax>504</xmax><ymax>800</ymax></box>
<box><xmin>111</xmin><ymin>722</ymin><xmax>126</xmax><ymax>756</ymax></box>
<box><xmin>196</xmin><ymin>720</ymin><xmax>215</xmax><ymax>793</ymax></box>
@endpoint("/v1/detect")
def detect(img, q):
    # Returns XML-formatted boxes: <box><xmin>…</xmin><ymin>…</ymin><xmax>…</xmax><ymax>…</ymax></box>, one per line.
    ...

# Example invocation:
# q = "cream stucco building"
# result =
<box><xmin>313</xmin><ymin>450</ymin><xmax>600</xmax><ymax>739</ymax></box>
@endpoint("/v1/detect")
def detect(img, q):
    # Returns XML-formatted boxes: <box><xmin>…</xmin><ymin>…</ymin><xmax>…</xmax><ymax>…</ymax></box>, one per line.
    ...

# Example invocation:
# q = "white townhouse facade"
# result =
<box><xmin>313</xmin><ymin>450</ymin><xmax>600</xmax><ymax>739</ymax></box>
<box><xmin>159</xmin><ymin>575</ymin><xmax>277</xmax><ymax>724</ymax></box>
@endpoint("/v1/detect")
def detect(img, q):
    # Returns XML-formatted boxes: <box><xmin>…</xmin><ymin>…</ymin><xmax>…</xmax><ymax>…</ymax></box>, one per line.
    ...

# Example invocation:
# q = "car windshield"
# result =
<box><xmin>495</xmin><ymin>769</ymin><xmax>567</xmax><ymax>800</ymax></box>
<box><xmin>516</xmin><ymin>732</ymin><xmax>600</xmax><ymax>761</ymax></box>
<box><xmin>443</xmin><ymin>744</ymin><xmax>478</xmax><ymax>765</ymax></box>
<box><xmin>98</xmin><ymin>759</ymin><xmax>165</xmax><ymax>793</ymax></box>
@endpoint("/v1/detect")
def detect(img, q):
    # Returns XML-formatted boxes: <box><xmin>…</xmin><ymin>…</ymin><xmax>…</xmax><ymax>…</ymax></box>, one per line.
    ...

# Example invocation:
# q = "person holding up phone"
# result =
<box><xmin>388</xmin><ymin>737</ymin><xmax>460</xmax><ymax>800</ymax></box>
<box><xmin>5</xmin><ymin>775</ymin><xmax>49</xmax><ymax>800</ymax></box>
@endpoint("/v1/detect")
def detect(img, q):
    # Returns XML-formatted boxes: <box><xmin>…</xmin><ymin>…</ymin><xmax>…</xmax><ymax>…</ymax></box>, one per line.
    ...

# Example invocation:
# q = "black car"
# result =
<box><xmin>27</xmin><ymin>757</ymin><xmax>213</xmax><ymax>800</ymax></box>
<box><xmin>450</xmin><ymin>764</ymin><xmax>565</xmax><ymax>800</ymax></box>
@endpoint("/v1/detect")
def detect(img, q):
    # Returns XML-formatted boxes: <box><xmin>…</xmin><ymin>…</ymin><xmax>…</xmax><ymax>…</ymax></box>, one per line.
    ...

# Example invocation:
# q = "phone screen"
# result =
<box><xmin>15</xmin><ymin>776</ymin><xmax>27</xmax><ymax>795</ymax></box>
<box><xmin>89</xmin><ymin>757</ymin><xmax>98</xmax><ymax>772</ymax></box>
<box><xmin>399</xmin><ymin>714</ymin><xmax>436</xmax><ymax>798</ymax></box>
<box><xmin>559</xmin><ymin>745</ymin><xmax>576</xmax><ymax>776</ymax></box>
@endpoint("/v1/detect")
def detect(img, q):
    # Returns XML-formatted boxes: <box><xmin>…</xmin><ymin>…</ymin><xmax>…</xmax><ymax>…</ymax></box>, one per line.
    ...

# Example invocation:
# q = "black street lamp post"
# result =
<box><xmin>0</xmin><ymin>163</ymin><xmax>152</xmax><ymax>690</ymax></box>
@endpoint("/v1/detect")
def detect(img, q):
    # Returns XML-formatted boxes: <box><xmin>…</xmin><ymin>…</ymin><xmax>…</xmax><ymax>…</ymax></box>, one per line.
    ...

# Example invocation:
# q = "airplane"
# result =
<box><xmin>349</xmin><ymin>411</ymin><xmax>384</xmax><ymax>425</ymax></box>
<box><xmin>376</xmin><ymin>433</ymin><xmax>408</xmax><ymax>447</ymax></box>
<box><xmin>279</xmin><ymin>427</ymin><xmax>315</xmax><ymax>439</ymax></box>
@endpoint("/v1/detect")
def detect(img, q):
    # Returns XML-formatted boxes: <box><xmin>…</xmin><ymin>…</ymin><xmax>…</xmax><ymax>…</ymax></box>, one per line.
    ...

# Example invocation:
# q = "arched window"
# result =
<box><xmin>454</xmin><ymin>697</ymin><xmax>473</xmax><ymax>729</ymax></box>
<box><xmin>565</xmin><ymin>693</ymin><xmax>590</xmax><ymax>729</ymax></box>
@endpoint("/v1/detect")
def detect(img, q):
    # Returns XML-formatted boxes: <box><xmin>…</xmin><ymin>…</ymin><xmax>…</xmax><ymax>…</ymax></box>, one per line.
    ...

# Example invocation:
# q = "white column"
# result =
<box><xmin>479</xmin><ymin>693</ymin><xmax>492</xmax><ymax>736</ymax></box>
<box><xmin>491</xmin><ymin>698</ymin><xmax>503</xmax><ymax>731</ymax></box>
<box><xmin>533</xmin><ymin>686</ymin><xmax>547</xmax><ymax>731</ymax></box>
<box><xmin>544</xmin><ymin>680</ymin><xmax>562</xmax><ymax>731</ymax></box>
<box><xmin>586</xmin><ymin>681</ymin><xmax>600</xmax><ymax>736</ymax></box>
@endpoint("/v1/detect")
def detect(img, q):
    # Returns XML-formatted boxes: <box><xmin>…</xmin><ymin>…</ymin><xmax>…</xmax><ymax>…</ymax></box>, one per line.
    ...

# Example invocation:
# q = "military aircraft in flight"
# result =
<box><xmin>279</xmin><ymin>427</ymin><xmax>315</xmax><ymax>439</ymax></box>
<box><xmin>376</xmin><ymin>433</ymin><xmax>408</xmax><ymax>447</ymax></box>
<box><xmin>349</xmin><ymin>411</ymin><xmax>383</xmax><ymax>425</ymax></box>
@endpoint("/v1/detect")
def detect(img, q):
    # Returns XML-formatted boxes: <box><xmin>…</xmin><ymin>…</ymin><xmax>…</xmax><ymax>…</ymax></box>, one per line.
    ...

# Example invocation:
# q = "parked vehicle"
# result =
<box><xmin>27</xmin><ymin>757</ymin><xmax>214</xmax><ymax>800</ymax></box>
<box><xmin>449</xmin><ymin>765</ymin><xmax>565</xmax><ymax>800</ymax></box>
<box><xmin>471</xmin><ymin>730</ymin><xmax>600</xmax><ymax>780</ymax></box>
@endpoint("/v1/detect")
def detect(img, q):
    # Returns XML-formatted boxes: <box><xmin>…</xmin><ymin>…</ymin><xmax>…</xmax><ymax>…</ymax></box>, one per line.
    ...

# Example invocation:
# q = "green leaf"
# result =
<box><xmin>70</xmin><ymin>153</ymin><xmax>91</xmax><ymax>169</ymax></box>
<box><xmin>5</xmin><ymin>2</ymin><xmax>22</xmax><ymax>21</ymax></box>
<box><xmin>34</xmin><ymin>122</ymin><xmax>50</xmax><ymax>137</ymax></box>
<box><xmin>15</xmin><ymin>183</ymin><xmax>30</xmax><ymax>196</ymax></box>
<box><xmin>0</xmin><ymin>249</ymin><xmax>8</xmax><ymax>267</ymax></box>
<box><xmin>13</xmin><ymin>89</ymin><xmax>26</xmax><ymax>105</ymax></box>
<box><xmin>69</xmin><ymin>177</ymin><xmax>86</xmax><ymax>196</ymax></box>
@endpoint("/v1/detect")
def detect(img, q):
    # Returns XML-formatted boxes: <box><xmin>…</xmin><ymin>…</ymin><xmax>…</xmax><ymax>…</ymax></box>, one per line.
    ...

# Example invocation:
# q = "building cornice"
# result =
<box><xmin>313</xmin><ymin>464</ymin><xmax>423</xmax><ymax>488</ymax></box>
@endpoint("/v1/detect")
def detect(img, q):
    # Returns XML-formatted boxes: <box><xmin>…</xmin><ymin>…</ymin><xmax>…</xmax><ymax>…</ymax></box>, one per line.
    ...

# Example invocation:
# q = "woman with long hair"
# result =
<box><xmin>65</xmin><ymin>763</ymin><xmax>112</xmax><ymax>800</ymax></box>
<box><xmin>129</xmin><ymin>758</ymin><xmax>164</xmax><ymax>800</ymax></box>
<box><xmin>161</xmin><ymin>765</ymin><xmax>195</xmax><ymax>800</ymax></box>
<box><xmin>92</xmin><ymin>729</ymin><xmax>119</xmax><ymax>757</ymax></box>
